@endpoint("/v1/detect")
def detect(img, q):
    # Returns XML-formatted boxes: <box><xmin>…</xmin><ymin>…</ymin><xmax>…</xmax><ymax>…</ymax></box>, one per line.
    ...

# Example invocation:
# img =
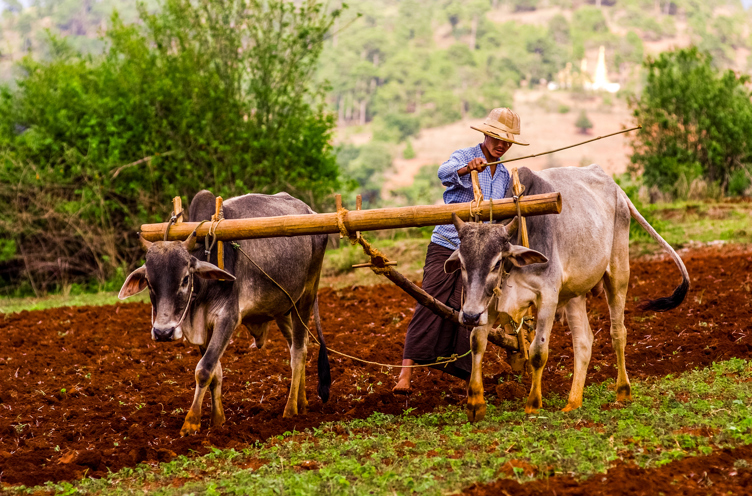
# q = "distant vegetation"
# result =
<box><xmin>0</xmin><ymin>0</ymin><xmax>751</xmax><ymax>294</ymax></box>
<box><xmin>630</xmin><ymin>47</ymin><xmax>752</xmax><ymax>198</ymax></box>
<box><xmin>0</xmin><ymin>0</ymin><xmax>342</xmax><ymax>295</ymax></box>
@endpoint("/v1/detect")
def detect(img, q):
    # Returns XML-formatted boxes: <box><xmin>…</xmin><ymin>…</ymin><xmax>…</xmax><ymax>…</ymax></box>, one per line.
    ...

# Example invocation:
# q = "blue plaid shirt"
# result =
<box><xmin>431</xmin><ymin>144</ymin><xmax>510</xmax><ymax>250</ymax></box>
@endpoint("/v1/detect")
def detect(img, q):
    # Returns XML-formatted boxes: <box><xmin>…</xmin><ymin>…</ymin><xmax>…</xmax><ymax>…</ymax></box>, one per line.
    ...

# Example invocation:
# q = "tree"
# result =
<box><xmin>575</xmin><ymin>110</ymin><xmax>593</xmax><ymax>134</ymax></box>
<box><xmin>629</xmin><ymin>47</ymin><xmax>752</xmax><ymax>194</ymax></box>
<box><xmin>0</xmin><ymin>0</ymin><xmax>343</xmax><ymax>292</ymax></box>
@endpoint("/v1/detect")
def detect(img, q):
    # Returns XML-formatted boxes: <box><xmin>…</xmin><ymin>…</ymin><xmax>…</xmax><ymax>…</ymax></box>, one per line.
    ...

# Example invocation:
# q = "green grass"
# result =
<box><xmin>321</xmin><ymin>236</ymin><xmax>429</xmax><ymax>288</ymax></box>
<box><xmin>629</xmin><ymin>200</ymin><xmax>752</xmax><ymax>256</ymax></box>
<box><xmin>16</xmin><ymin>358</ymin><xmax>752</xmax><ymax>495</ymax></box>
<box><xmin>0</xmin><ymin>291</ymin><xmax>149</xmax><ymax>314</ymax></box>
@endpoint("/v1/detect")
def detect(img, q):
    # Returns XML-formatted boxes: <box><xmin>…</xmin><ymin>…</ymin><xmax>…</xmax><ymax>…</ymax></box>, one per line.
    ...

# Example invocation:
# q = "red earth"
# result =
<box><xmin>0</xmin><ymin>246</ymin><xmax>751</xmax><ymax>490</ymax></box>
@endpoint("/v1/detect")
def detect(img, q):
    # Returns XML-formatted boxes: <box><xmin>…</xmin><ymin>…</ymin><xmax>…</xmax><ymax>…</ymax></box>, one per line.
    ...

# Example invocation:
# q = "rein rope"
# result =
<box><xmin>230</xmin><ymin>241</ymin><xmax>470</xmax><ymax>369</ymax></box>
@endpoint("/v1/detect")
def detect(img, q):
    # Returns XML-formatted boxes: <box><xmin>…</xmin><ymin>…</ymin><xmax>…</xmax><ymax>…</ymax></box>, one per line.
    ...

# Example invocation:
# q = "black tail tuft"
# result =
<box><xmin>317</xmin><ymin>345</ymin><xmax>331</xmax><ymax>403</ymax></box>
<box><xmin>313</xmin><ymin>298</ymin><xmax>331</xmax><ymax>403</ymax></box>
<box><xmin>638</xmin><ymin>278</ymin><xmax>689</xmax><ymax>312</ymax></box>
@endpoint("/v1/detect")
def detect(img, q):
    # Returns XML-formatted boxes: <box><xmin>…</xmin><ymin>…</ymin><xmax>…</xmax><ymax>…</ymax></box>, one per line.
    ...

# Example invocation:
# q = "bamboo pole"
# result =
<box><xmin>377</xmin><ymin>264</ymin><xmax>519</xmax><ymax>350</ymax></box>
<box><xmin>484</xmin><ymin>126</ymin><xmax>641</xmax><ymax>167</ymax></box>
<box><xmin>140</xmin><ymin>192</ymin><xmax>562</xmax><ymax>242</ymax></box>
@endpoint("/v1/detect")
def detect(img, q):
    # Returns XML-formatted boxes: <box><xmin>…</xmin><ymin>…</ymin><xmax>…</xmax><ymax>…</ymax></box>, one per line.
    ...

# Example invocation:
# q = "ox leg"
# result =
<box><xmin>525</xmin><ymin>302</ymin><xmax>557</xmax><ymax>414</ymax></box>
<box><xmin>209</xmin><ymin>361</ymin><xmax>225</xmax><ymax>427</ymax></box>
<box><xmin>276</xmin><ymin>314</ymin><xmax>309</xmax><ymax>417</ymax></box>
<box><xmin>180</xmin><ymin>317</ymin><xmax>236</xmax><ymax>437</ymax></box>
<box><xmin>247</xmin><ymin>321</ymin><xmax>271</xmax><ymax>350</ymax></box>
<box><xmin>604</xmin><ymin>270</ymin><xmax>632</xmax><ymax>403</ymax></box>
<box><xmin>562</xmin><ymin>296</ymin><xmax>593</xmax><ymax>412</ymax></box>
<box><xmin>467</xmin><ymin>326</ymin><xmax>490</xmax><ymax>422</ymax></box>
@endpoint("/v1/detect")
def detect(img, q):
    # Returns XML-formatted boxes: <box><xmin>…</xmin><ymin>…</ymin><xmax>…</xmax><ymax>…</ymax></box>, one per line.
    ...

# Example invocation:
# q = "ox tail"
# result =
<box><xmin>622</xmin><ymin>192</ymin><xmax>690</xmax><ymax>312</ymax></box>
<box><xmin>313</xmin><ymin>297</ymin><xmax>331</xmax><ymax>403</ymax></box>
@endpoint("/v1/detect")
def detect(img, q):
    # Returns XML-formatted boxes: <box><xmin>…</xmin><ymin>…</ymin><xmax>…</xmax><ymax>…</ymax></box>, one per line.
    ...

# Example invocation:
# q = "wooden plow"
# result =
<box><xmin>140</xmin><ymin>171</ymin><xmax>559</xmax><ymax>363</ymax></box>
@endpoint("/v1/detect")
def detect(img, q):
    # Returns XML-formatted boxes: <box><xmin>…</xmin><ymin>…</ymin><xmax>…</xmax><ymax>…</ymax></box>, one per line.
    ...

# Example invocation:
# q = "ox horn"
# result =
<box><xmin>451</xmin><ymin>212</ymin><xmax>465</xmax><ymax>232</ymax></box>
<box><xmin>182</xmin><ymin>230</ymin><xmax>198</xmax><ymax>251</ymax></box>
<box><xmin>138</xmin><ymin>233</ymin><xmax>153</xmax><ymax>251</ymax></box>
<box><xmin>502</xmin><ymin>216</ymin><xmax>519</xmax><ymax>240</ymax></box>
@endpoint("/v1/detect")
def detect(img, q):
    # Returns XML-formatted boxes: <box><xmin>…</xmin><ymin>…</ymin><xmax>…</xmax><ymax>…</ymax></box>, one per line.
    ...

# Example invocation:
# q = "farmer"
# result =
<box><xmin>393</xmin><ymin>107</ymin><xmax>529</xmax><ymax>394</ymax></box>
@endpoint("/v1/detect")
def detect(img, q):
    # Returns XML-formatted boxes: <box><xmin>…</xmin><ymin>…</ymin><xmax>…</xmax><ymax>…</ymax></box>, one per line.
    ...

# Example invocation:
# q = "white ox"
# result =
<box><xmin>445</xmin><ymin>165</ymin><xmax>689</xmax><ymax>421</ymax></box>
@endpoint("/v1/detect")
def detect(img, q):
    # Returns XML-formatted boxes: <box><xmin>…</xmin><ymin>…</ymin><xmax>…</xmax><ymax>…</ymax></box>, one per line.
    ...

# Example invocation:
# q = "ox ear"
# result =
<box><xmin>444</xmin><ymin>249</ymin><xmax>462</xmax><ymax>273</ymax></box>
<box><xmin>119</xmin><ymin>265</ymin><xmax>148</xmax><ymax>300</ymax></box>
<box><xmin>505</xmin><ymin>245</ymin><xmax>548</xmax><ymax>268</ymax></box>
<box><xmin>193</xmin><ymin>260</ymin><xmax>236</xmax><ymax>281</ymax></box>
<box><xmin>451</xmin><ymin>212</ymin><xmax>465</xmax><ymax>233</ymax></box>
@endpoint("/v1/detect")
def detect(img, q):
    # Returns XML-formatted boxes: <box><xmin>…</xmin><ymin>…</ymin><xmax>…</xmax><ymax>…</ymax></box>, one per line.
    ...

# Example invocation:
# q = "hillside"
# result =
<box><xmin>2</xmin><ymin>0</ymin><xmax>751</xmax><ymax>202</ymax></box>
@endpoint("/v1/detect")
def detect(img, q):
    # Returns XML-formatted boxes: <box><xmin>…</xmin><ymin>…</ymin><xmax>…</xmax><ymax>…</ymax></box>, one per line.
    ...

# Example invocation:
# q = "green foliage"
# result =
<box><xmin>381</xmin><ymin>113</ymin><xmax>421</xmax><ymax>143</ymax></box>
<box><xmin>630</xmin><ymin>47</ymin><xmax>752</xmax><ymax>195</ymax></box>
<box><xmin>615</xmin><ymin>31</ymin><xmax>644</xmax><ymax>68</ymax></box>
<box><xmin>575</xmin><ymin>110</ymin><xmax>593</xmax><ymax>133</ymax></box>
<box><xmin>403</xmin><ymin>140</ymin><xmax>416</xmax><ymax>159</ymax></box>
<box><xmin>336</xmin><ymin>142</ymin><xmax>393</xmax><ymax>207</ymax></box>
<box><xmin>0</xmin><ymin>0</ymin><xmax>342</xmax><ymax>292</ymax></box>
<box><xmin>391</xmin><ymin>164</ymin><xmax>445</xmax><ymax>206</ymax></box>
<box><xmin>571</xmin><ymin>6</ymin><xmax>615</xmax><ymax>53</ymax></box>
<box><xmin>728</xmin><ymin>167</ymin><xmax>751</xmax><ymax>197</ymax></box>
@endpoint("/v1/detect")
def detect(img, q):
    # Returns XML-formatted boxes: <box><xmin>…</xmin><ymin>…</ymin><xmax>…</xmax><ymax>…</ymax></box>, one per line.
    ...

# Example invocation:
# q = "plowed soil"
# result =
<box><xmin>1</xmin><ymin>247</ymin><xmax>752</xmax><ymax>490</ymax></box>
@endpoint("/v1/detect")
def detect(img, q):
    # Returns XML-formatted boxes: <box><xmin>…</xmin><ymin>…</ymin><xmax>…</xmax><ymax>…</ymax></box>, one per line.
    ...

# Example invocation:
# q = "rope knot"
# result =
<box><xmin>336</xmin><ymin>205</ymin><xmax>358</xmax><ymax>245</ymax></box>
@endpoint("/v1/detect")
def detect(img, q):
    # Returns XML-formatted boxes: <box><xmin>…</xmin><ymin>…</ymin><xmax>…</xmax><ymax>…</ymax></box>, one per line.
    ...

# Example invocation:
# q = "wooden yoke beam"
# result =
<box><xmin>140</xmin><ymin>193</ymin><xmax>562</xmax><ymax>242</ymax></box>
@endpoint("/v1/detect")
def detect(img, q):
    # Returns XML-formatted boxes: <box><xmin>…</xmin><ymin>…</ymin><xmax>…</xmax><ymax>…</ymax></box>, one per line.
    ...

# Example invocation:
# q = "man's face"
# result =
<box><xmin>484</xmin><ymin>135</ymin><xmax>513</xmax><ymax>159</ymax></box>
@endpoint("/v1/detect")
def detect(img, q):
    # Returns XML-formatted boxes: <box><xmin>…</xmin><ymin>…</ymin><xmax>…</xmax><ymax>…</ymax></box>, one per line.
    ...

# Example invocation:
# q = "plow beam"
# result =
<box><xmin>373</xmin><ymin>262</ymin><xmax>527</xmax><ymax>352</ymax></box>
<box><xmin>140</xmin><ymin>192</ymin><xmax>562</xmax><ymax>242</ymax></box>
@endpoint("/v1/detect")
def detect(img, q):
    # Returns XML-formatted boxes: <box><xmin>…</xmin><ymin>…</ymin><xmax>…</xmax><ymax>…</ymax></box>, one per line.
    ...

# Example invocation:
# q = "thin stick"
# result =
<box><xmin>485</xmin><ymin>126</ymin><xmax>641</xmax><ymax>166</ymax></box>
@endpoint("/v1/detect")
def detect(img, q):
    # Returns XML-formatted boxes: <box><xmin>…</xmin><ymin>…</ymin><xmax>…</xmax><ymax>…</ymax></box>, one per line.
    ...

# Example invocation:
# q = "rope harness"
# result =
<box><xmin>229</xmin><ymin>240</ymin><xmax>470</xmax><ymax>369</ymax></box>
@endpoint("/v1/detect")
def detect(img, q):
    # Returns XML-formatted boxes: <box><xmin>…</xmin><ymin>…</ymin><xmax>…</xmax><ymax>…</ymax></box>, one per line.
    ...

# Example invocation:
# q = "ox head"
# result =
<box><xmin>118</xmin><ymin>232</ymin><xmax>235</xmax><ymax>342</ymax></box>
<box><xmin>444</xmin><ymin>213</ymin><xmax>548</xmax><ymax>327</ymax></box>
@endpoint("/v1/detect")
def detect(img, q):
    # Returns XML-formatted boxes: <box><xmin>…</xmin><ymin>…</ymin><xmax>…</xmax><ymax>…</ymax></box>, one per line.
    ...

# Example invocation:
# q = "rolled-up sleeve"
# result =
<box><xmin>437</xmin><ymin>151</ymin><xmax>473</xmax><ymax>189</ymax></box>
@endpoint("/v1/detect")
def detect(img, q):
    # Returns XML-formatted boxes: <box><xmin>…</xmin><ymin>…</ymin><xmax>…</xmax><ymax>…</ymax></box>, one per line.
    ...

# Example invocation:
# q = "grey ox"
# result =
<box><xmin>445</xmin><ymin>165</ymin><xmax>689</xmax><ymax>422</ymax></box>
<box><xmin>119</xmin><ymin>190</ymin><xmax>330</xmax><ymax>436</ymax></box>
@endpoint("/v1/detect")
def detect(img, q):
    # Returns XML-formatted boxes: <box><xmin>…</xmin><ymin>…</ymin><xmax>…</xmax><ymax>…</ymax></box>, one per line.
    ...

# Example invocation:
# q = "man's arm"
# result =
<box><xmin>438</xmin><ymin>152</ymin><xmax>488</xmax><ymax>187</ymax></box>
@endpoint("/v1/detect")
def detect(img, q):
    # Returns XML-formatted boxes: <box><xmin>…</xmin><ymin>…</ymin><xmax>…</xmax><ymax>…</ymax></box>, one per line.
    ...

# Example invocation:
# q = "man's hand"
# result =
<box><xmin>459</xmin><ymin>157</ymin><xmax>487</xmax><ymax>176</ymax></box>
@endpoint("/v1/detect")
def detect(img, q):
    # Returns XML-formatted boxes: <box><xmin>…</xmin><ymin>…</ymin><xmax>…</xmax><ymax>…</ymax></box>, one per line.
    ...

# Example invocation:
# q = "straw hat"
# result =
<box><xmin>471</xmin><ymin>107</ymin><xmax>529</xmax><ymax>146</ymax></box>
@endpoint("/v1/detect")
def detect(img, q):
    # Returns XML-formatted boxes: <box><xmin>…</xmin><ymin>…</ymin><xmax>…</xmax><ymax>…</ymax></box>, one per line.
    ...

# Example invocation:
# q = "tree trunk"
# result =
<box><xmin>469</xmin><ymin>14</ymin><xmax>478</xmax><ymax>50</ymax></box>
<box><xmin>359</xmin><ymin>99</ymin><xmax>367</xmax><ymax>126</ymax></box>
<box><xmin>338</xmin><ymin>94</ymin><xmax>345</xmax><ymax>125</ymax></box>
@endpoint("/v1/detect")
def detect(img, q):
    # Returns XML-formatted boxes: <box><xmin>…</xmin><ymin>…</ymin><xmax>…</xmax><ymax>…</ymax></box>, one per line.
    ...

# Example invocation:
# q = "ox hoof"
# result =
<box><xmin>525</xmin><ymin>395</ymin><xmax>542</xmax><ymax>414</ymax></box>
<box><xmin>616</xmin><ymin>385</ymin><xmax>633</xmax><ymax>403</ymax></box>
<box><xmin>466</xmin><ymin>402</ymin><xmax>486</xmax><ymax>423</ymax></box>
<box><xmin>211</xmin><ymin>412</ymin><xmax>226</xmax><ymax>427</ymax></box>
<box><xmin>561</xmin><ymin>402</ymin><xmax>581</xmax><ymax>413</ymax></box>
<box><xmin>179</xmin><ymin>421</ymin><xmax>201</xmax><ymax>437</ymax></box>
